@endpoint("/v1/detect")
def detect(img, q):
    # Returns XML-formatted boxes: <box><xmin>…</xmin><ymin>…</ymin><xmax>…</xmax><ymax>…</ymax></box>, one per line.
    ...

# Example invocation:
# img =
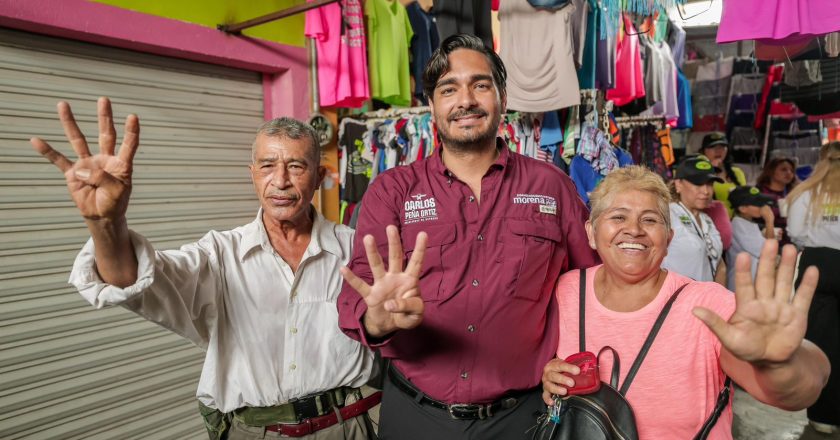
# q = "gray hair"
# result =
<box><xmin>251</xmin><ymin>117</ymin><xmax>321</xmax><ymax>163</ymax></box>
<box><xmin>589</xmin><ymin>166</ymin><xmax>672</xmax><ymax>235</ymax></box>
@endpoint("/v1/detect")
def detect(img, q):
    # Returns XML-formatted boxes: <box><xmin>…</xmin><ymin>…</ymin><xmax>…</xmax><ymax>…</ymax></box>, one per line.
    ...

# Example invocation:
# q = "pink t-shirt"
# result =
<box><xmin>556</xmin><ymin>266</ymin><xmax>736</xmax><ymax>440</ymax></box>
<box><xmin>305</xmin><ymin>0</ymin><xmax>369</xmax><ymax>108</ymax></box>
<box><xmin>704</xmin><ymin>200</ymin><xmax>733</xmax><ymax>251</ymax></box>
<box><xmin>606</xmin><ymin>14</ymin><xmax>646</xmax><ymax>106</ymax></box>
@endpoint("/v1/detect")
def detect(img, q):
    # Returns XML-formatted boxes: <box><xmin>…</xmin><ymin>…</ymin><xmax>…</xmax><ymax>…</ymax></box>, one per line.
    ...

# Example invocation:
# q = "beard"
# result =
<box><xmin>436</xmin><ymin>108</ymin><xmax>501</xmax><ymax>153</ymax></box>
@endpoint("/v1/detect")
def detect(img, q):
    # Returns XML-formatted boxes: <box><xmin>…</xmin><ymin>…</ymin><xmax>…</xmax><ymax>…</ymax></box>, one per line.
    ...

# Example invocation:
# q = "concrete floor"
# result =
<box><xmin>733</xmin><ymin>387</ymin><xmax>840</xmax><ymax>440</ymax></box>
<box><xmin>733</xmin><ymin>387</ymin><xmax>807</xmax><ymax>440</ymax></box>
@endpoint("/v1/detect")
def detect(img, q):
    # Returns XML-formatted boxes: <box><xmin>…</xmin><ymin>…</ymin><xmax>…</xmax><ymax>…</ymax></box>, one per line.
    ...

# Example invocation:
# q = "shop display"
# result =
<box><xmin>304</xmin><ymin>0</ymin><xmax>369</xmax><ymax>108</ymax></box>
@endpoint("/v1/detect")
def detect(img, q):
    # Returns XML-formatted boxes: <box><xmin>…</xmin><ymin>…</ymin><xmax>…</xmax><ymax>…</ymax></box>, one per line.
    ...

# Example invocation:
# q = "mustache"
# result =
<box><xmin>267</xmin><ymin>192</ymin><xmax>299</xmax><ymax>200</ymax></box>
<box><xmin>448</xmin><ymin>108</ymin><xmax>487</xmax><ymax>121</ymax></box>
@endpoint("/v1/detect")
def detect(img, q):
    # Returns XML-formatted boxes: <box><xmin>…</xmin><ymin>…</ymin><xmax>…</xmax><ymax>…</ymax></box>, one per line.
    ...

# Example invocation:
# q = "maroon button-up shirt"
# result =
<box><xmin>338</xmin><ymin>140</ymin><xmax>598</xmax><ymax>404</ymax></box>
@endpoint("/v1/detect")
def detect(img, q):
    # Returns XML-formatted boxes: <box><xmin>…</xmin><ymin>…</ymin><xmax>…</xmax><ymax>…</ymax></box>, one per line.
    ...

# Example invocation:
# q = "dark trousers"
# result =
<box><xmin>377</xmin><ymin>376</ymin><xmax>545</xmax><ymax>440</ymax></box>
<box><xmin>796</xmin><ymin>247</ymin><xmax>840</xmax><ymax>425</ymax></box>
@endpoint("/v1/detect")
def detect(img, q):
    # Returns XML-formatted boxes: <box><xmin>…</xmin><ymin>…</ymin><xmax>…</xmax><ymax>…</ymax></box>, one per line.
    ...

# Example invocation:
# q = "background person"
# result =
<box><xmin>757</xmin><ymin>156</ymin><xmax>798</xmax><ymax>245</ymax></box>
<box><xmin>726</xmin><ymin>186</ymin><xmax>777</xmax><ymax>291</ymax></box>
<box><xmin>785</xmin><ymin>141</ymin><xmax>840</xmax><ymax>436</ymax></box>
<box><xmin>699</xmin><ymin>132</ymin><xmax>747</xmax><ymax>217</ymax></box>
<box><xmin>663</xmin><ymin>156</ymin><xmax>725</xmax><ymax>283</ymax></box>
<box><xmin>542</xmin><ymin>166</ymin><xmax>829</xmax><ymax>440</ymax></box>
<box><xmin>30</xmin><ymin>98</ymin><xmax>378</xmax><ymax>440</ymax></box>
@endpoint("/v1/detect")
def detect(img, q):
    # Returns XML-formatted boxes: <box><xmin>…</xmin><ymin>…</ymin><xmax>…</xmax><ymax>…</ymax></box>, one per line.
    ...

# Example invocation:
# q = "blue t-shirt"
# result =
<box><xmin>676</xmin><ymin>70</ymin><xmax>693</xmax><ymax>129</ymax></box>
<box><xmin>569</xmin><ymin>147</ymin><xmax>634</xmax><ymax>205</ymax></box>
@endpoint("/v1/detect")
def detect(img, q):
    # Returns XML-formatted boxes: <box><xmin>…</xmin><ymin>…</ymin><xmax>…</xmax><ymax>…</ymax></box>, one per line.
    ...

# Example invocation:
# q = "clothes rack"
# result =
<box><xmin>357</xmin><ymin>106</ymin><xmax>430</xmax><ymax>119</ymax></box>
<box><xmin>614</xmin><ymin>115</ymin><xmax>666</xmax><ymax>128</ymax></box>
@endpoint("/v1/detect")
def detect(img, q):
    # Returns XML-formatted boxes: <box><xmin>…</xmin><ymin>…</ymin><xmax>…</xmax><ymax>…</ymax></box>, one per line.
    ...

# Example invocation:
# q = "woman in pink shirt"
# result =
<box><xmin>541</xmin><ymin>166</ymin><xmax>829</xmax><ymax>439</ymax></box>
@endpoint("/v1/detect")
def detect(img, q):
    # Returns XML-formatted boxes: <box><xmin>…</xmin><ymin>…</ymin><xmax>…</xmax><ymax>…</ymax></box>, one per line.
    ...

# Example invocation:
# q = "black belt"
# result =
<box><xmin>387</xmin><ymin>365</ymin><xmax>525</xmax><ymax>420</ymax></box>
<box><xmin>234</xmin><ymin>387</ymin><xmax>360</xmax><ymax>425</ymax></box>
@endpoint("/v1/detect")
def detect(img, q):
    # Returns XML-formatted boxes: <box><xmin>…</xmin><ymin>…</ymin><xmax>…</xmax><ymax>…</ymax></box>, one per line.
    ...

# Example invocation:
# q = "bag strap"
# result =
<box><xmin>579</xmin><ymin>268</ymin><xmax>586</xmax><ymax>353</ymax></box>
<box><xmin>693</xmin><ymin>377</ymin><xmax>732</xmax><ymax>440</ymax></box>
<box><xmin>598</xmin><ymin>346</ymin><xmax>621</xmax><ymax>389</ymax></box>
<box><xmin>618</xmin><ymin>282</ymin><xmax>691</xmax><ymax>395</ymax></box>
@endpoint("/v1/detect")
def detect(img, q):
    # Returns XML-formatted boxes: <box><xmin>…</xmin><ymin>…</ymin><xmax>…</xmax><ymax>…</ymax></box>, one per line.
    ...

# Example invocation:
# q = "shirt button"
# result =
<box><xmin>290</xmin><ymin>327</ymin><xmax>298</xmax><ymax>334</ymax></box>
<box><xmin>472</xmin><ymin>279</ymin><xmax>479</xmax><ymax>287</ymax></box>
<box><xmin>290</xmin><ymin>363</ymin><xmax>297</xmax><ymax>371</ymax></box>
<box><xmin>460</xmin><ymin>371</ymin><xmax>469</xmax><ymax>379</ymax></box>
<box><xmin>467</xmin><ymin>324</ymin><xmax>476</xmax><ymax>332</ymax></box>
<box><xmin>477</xmin><ymin>234</ymin><xmax>484</xmax><ymax>241</ymax></box>
<box><xmin>469</xmin><ymin>195</ymin><xmax>475</xmax><ymax>203</ymax></box>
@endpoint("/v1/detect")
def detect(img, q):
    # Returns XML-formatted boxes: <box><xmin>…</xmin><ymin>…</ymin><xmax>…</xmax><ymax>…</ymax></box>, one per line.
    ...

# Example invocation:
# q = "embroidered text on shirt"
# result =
<box><xmin>405</xmin><ymin>194</ymin><xmax>438</xmax><ymax>224</ymax></box>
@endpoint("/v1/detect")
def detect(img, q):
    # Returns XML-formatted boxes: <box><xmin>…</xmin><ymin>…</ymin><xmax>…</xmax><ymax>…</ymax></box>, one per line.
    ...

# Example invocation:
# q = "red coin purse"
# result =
<box><xmin>564</xmin><ymin>351</ymin><xmax>601</xmax><ymax>396</ymax></box>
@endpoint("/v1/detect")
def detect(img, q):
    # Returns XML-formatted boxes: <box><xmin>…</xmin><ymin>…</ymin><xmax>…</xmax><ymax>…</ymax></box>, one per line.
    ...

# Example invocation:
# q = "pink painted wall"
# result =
<box><xmin>0</xmin><ymin>0</ymin><xmax>309</xmax><ymax>120</ymax></box>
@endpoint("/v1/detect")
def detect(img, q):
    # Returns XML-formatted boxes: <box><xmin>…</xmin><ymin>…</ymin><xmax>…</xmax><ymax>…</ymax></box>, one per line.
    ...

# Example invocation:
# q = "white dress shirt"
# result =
<box><xmin>69</xmin><ymin>209</ymin><xmax>375</xmax><ymax>412</ymax></box>
<box><xmin>786</xmin><ymin>190</ymin><xmax>840</xmax><ymax>250</ymax></box>
<box><xmin>663</xmin><ymin>202</ymin><xmax>723</xmax><ymax>282</ymax></box>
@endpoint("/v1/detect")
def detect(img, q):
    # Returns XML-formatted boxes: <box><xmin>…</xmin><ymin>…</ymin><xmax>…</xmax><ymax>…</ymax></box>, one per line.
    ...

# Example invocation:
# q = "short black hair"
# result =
<box><xmin>422</xmin><ymin>34</ymin><xmax>506</xmax><ymax>101</ymax></box>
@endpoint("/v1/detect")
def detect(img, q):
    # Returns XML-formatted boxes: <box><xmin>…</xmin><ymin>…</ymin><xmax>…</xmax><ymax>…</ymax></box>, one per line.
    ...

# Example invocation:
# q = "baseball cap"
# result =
<box><xmin>729</xmin><ymin>186</ymin><xmax>776</xmax><ymax>209</ymax></box>
<box><xmin>673</xmin><ymin>157</ymin><xmax>725</xmax><ymax>185</ymax></box>
<box><xmin>701</xmin><ymin>132</ymin><xmax>729</xmax><ymax>150</ymax></box>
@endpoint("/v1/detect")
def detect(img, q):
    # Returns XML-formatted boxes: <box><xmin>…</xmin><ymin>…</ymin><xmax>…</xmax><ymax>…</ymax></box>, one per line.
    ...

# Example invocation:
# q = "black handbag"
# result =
<box><xmin>531</xmin><ymin>270</ymin><xmax>731</xmax><ymax>440</ymax></box>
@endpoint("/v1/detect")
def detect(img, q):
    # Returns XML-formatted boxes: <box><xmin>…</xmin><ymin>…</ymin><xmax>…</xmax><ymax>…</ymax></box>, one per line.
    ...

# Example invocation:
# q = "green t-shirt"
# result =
<box><xmin>366</xmin><ymin>0</ymin><xmax>414</xmax><ymax>106</ymax></box>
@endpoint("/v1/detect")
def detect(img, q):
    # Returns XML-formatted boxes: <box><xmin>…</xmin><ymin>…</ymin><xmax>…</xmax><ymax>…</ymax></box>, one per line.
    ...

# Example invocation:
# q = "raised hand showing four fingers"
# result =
<box><xmin>341</xmin><ymin>225</ymin><xmax>428</xmax><ymax>338</ymax></box>
<box><xmin>30</xmin><ymin>97</ymin><xmax>139</xmax><ymax>221</ymax></box>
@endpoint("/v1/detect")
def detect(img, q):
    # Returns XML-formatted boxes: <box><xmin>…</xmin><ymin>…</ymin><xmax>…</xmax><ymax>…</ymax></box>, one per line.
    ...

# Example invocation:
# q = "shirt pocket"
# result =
<box><xmin>402</xmin><ymin>223</ymin><xmax>456</xmax><ymax>303</ymax></box>
<box><xmin>496</xmin><ymin>220</ymin><xmax>562</xmax><ymax>301</ymax></box>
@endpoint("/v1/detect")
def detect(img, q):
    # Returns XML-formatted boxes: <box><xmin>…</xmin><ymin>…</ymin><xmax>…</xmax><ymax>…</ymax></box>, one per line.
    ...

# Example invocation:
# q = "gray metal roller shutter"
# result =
<box><xmin>0</xmin><ymin>28</ymin><xmax>265</xmax><ymax>439</ymax></box>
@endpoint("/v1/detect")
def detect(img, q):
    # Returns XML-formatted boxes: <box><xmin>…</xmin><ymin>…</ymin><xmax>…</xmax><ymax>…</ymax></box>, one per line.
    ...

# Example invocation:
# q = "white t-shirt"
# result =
<box><xmin>663</xmin><ymin>202</ymin><xmax>723</xmax><ymax>282</ymax></box>
<box><xmin>786</xmin><ymin>189</ymin><xmax>840</xmax><ymax>250</ymax></box>
<box><xmin>727</xmin><ymin>216</ymin><xmax>766</xmax><ymax>290</ymax></box>
<box><xmin>499</xmin><ymin>0</ymin><xmax>585</xmax><ymax>112</ymax></box>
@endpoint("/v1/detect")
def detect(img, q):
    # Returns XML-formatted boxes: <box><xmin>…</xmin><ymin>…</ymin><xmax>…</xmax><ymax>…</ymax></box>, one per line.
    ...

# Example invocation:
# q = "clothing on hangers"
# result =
<box><xmin>717</xmin><ymin>0</ymin><xmax>840</xmax><ymax>44</ymax></box>
<box><xmin>406</xmin><ymin>2</ymin><xmax>440</xmax><ymax>105</ymax></box>
<box><xmin>305</xmin><ymin>0</ymin><xmax>370</xmax><ymax>108</ymax></box>
<box><xmin>499</xmin><ymin>0</ymin><xmax>586</xmax><ymax>111</ymax></box>
<box><xmin>606</xmin><ymin>13</ymin><xmax>646</xmax><ymax>106</ymax></box>
<box><xmin>366</xmin><ymin>0</ymin><xmax>414</xmax><ymax>106</ymax></box>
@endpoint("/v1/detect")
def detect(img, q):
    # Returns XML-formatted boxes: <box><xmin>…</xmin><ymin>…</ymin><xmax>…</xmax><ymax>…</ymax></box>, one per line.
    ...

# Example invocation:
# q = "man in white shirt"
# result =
<box><xmin>30</xmin><ymin>98</ymin><xmax>378</xmax><ymax>440</ymax></box>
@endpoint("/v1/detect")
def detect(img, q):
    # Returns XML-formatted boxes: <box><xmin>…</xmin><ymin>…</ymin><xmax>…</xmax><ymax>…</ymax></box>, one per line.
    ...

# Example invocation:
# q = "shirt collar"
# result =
<box><xmin>430</xmin><ymin>137</ymin><xmax>509</xmax><ymax>177</ymax></box>
<box><xmin>238</xmin><ymin>207</ymin><xmax>343</xmax><ymax>262</ymax></box>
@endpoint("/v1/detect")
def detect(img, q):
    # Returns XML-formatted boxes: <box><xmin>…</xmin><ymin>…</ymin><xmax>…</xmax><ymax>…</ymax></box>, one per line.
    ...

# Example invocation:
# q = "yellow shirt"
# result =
<box><xmin>713</xmin><ymin>166</ymin><xmax>747</xmax><ymax>217</ymax></box>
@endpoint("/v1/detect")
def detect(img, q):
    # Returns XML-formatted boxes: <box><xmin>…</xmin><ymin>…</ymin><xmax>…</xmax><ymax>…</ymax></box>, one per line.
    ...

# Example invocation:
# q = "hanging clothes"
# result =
<box><xmin>577</xmin><ymin>0</ymin><xmax>598</xmax><ymax>89</ymax></box>
<box><xmin>338</xmin><ymin>119</ymin><xmax>373</xmax><ymax>203</ymax></box>
<box><xmin>304</xmin><ymin>0</ymin><xmax>369</xmax><ymax>108</ymax></box>
<box><xmin>675</xmin><ymin>70</ymin><xmax>693</xmax><ymax>129</ymax></box>
<box><xmin>621</xmin><ymin>124</ymin><xmax>670</xmax><ymax>178</ymax></box>
<box><xmin>606</xmin><ymin>14</ymin><xmax>646</xmax><ymax>106</ymax></box>
<box><xmin>366</xmin><ymin>0</ymin><xmax>414</xmax><ymax>106</ymax></box>
<box><xmin>569</xmin><ymin>125</ymin><xmax>633</xmax><ymax>205</ymax></box>
<box><xmin>717</xmin><ymin>0</ymin><xmax>840</xmax><ymax>44</ymax></box>
<box><xmin>433</xmin><ymin>0</ymin><xmax>493</xmax><ymax>49</ymax></box>
<box><xmin>641</xmin><ymin>35</ymin><xmax>680</xmax><ymax>121</ymax></box>
<box><xmin>499</xmin><ymin>0</ymin><xmax>586</xmax><ymax>112</ymax></box>
<box><xmin>406</xmin><ymin>2</ymin><xmax>440</xmax><ymax>104</ymax></box>
<box><xmin>668</xmin><ymin>19</ymin><xmax>686</xmax><ymax>68</ymax></box>
<box><xmin>780</xmin><ymin>57</ymin><xmax>840</xmax><ymax>116</ymax></box>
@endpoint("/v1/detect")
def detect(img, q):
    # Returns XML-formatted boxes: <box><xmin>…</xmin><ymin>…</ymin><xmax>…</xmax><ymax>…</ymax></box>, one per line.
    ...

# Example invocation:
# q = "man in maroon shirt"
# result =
<box><xmin>338</xmin><ymin>34</ymin><xmax>598</xmax><ymax>439</ymax></box>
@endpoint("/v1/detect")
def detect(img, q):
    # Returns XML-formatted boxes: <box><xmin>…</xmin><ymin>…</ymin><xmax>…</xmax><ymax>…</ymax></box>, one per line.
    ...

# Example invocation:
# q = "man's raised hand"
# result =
<box><xmin>341</xmin><ymin>225</ymin><xmax>427</xmax><ymax>338</ymax></box>
<box><xmin>30</xmin><ymin>97</ymin><xmax>139</xmax><ymax>221</ymax></box>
